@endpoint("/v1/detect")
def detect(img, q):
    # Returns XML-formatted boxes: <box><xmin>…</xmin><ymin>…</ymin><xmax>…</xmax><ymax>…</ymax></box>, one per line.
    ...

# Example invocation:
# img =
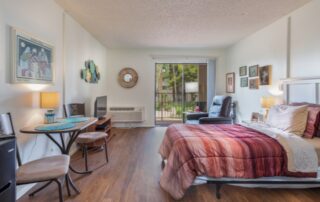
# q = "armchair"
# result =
<box><xmin>185</xmin><ymin>95</ymin><xmax>236</xmax><ymax>124</ymax></box>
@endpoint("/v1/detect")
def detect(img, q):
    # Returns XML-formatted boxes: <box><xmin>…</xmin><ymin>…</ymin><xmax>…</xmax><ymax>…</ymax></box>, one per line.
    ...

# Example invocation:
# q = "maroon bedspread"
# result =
<box><xmin>159</xmin><ymin>124</ymin><xmax>291</xmax><ymax>199</ymax></box>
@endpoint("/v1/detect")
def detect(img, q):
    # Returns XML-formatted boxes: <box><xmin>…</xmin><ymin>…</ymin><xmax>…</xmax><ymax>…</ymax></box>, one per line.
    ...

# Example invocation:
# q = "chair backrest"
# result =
<box><xmin>0</xmin><ymin>113</ymin><xmax>22</xmax><ymax>166</ymax></box>
<box><xmin>64</xmin><ymin>103</ymin><xmax>85</xmax><ymax>118</ymax></box>
<box><xmin>208</xmin><ymin>96</ymin><xmax>232</xmax><ymax>118</ymax></box>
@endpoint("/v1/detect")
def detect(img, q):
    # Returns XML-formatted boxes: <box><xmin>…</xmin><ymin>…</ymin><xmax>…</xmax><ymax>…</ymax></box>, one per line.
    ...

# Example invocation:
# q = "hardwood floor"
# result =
<box><xmin>18</xmin><ymin>127</ymin><xmax>320</xmax><ymax>202</ymax></box>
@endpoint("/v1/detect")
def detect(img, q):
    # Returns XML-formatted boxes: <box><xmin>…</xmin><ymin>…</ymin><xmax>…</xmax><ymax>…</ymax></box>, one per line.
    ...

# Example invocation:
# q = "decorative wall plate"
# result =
<box><xmin>118</xmin><ymin>67</ymin><xmax>138</xmax><ymax>88</ymax></box>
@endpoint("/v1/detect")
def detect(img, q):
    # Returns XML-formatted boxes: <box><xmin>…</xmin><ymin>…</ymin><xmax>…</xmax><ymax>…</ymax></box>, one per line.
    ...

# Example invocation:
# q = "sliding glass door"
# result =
<box><xmin>155</xmin><ymin>63</ymin><xmax>207</xmax><ymax>126</ymax></box>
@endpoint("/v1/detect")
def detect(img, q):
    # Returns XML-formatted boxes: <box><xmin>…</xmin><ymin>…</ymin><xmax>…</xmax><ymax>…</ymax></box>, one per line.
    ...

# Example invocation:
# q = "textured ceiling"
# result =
<box><xmin>55</xmin><ymin>0</ymin><xmax>310</xmax><ymax>49</ymax></box>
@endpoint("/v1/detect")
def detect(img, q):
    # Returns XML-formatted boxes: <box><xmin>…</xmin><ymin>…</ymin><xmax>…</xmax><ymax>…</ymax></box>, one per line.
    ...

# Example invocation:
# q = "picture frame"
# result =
<box><xmin>226</xmin><ymin>72</ymin><xmax>235</xmax><ymax>93</ymax></box>
<box><xmin>249</xmin><ymin>78</ymin><xmax>259</xmax><ymax>89</ymax></box>
<box><xmin>240</xmin><ymin>77</ymin><xmax>248</xmax><ymax>87</ymax></box>
<box><xmin>249</xmin><ymin>65</ymin><xmax>259</xmax><ymax>77</ymax></box>
<box><xmin>251</xmin><ymin>112</ymin><xmax>260</xmax><ymax>122</ymax></box>
<box><xmin>11</xmin><ymin>27</ymin><xmax>54</xmax><ymax>84</ymax></box>
<box><xmin>259</xmin><ymin>65</ymin><xmax>272</xmax><ymax>85</ymax></box>
<box><xmin>239</xmin><ymin>66</ymin><xmax>247</xmax><ymax>76</ymax></box>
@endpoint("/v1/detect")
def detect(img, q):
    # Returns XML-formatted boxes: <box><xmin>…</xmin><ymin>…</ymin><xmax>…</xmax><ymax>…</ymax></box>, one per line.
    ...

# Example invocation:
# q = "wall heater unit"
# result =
<box><xmin>109</xmin><ymin>107</ymin><xmax>145</xmax><ymax>123</ymax></box>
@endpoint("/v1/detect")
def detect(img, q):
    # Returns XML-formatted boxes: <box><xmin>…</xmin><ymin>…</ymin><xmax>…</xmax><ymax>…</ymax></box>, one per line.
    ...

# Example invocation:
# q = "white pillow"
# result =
<box><xmin>266</xmin><ymin>105</ymin><xmax>308</xmax><ymax>136</ymax></box>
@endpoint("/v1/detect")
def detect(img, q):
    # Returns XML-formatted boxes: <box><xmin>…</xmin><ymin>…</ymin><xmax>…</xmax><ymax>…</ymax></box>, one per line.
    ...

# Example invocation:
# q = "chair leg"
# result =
<box><xmin>104</xmin><ymin>138</ymin><xmax>109</xmax><ymax>163</ymax></box>
<box><xmin>53</xmin><ymin>179</ymin><xmax>64</xmax><ymax>202</ymax></box>
<box><xmin>28</xmin><ymin>181</ymin><xmax>53</xmax><ymax>197</ymax></box>
<box><xmin>65</xmin><ymin>175</ymin><xmax>71</xmax><ymax>196</ymax></box>
<box><xmin>84</xmin><ymin>144</ymin><xmax>89</xmax><ymax>171</ymax></box>
<box><xmin>81</xmin><ymin>145</ymin><xmax>85</xmax><ymax>158</ymax></box>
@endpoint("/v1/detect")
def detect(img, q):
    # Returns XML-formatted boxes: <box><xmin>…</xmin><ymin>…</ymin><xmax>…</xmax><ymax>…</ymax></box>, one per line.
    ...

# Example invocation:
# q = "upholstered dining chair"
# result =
<box><xmin>0</xmin><ymin>113</ymin><xmax>69</xmax><ymax>202</ymax></box>
<box><xmin>64</xmin><ymin>104</ymin><xmax>109</xmax><ymax>172</ymax></box>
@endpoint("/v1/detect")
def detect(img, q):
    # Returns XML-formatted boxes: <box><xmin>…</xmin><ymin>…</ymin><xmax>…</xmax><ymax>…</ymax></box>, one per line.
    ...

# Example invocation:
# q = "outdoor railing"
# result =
<box><xmin>155</xmin><ymin>92</ymin><xmax>198</xmax><ymax>121</ymax></box>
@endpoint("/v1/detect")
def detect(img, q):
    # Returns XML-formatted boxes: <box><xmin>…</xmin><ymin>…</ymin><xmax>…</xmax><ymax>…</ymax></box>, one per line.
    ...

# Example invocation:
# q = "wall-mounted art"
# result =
<box><xmin>239</xmin><ymin>66</ymin><xmax>247</xmax><ymax>76</ymax></box>
<box><xmin>80</xmin><ymin>60</ymin><xmax>100</xmax><ymax>83</ymax></box>
<box><xmin>226</xmin><ymin>72</ymin><xmax>235</xmax><ymax>93</ymax></box>
<box><xmin>240</xmin><ymin>77</ymin><xmax>248</xmax><ymax>87</ymax></box>
<box><xmin>249</xmin><ymin>65</ymin><xmax>259</xmax><ymax>77</ymax></box>
<box><xmin>11</xmin><ymin>27</ymin><xmax>54</xmax><ymax>84</ymax></box>
<box><xmin>118</xmin><ymin>67</ymin><xmax>138</xmax><ymax>88</ymax></box>
<box><xmin>259</xmin><ymin>65</ymin><xmax>272</xmax><ymax>85</ymax></box>
<box><xmin>249</xmin><ymin>78</ymin><xmax>259</xmax><ymax>89</ymax></box>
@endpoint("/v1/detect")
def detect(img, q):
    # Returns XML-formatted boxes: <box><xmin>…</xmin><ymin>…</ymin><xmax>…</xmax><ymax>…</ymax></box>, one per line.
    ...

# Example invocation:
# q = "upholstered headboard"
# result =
<box><xmin>282</xmin><ymin>77</ymin><xmax>320</xmax><ymax>104</ymax></box>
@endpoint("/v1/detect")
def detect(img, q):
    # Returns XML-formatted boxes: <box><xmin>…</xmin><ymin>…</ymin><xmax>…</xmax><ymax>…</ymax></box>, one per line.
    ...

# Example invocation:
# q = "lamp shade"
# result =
<box><xmin>185</xmin><ymin>82</ymin><xmax>199</xmax><ymax>93</ymax></box>
<box><xmin>260</xmin><ymin>96</ymin><xmax>275</xmax><ymax>109</ymax></box>
<box><xmin>40</xmin><ymin>92</ymin><xmax>59</xmax><ymax>109</ymax></box>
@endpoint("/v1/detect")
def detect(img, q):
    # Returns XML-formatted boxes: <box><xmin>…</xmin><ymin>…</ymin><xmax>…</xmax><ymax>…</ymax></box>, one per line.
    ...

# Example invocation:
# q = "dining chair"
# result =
<box><xmin>64</xmin><ymin>104</ymin><xmax>109</xmax><ymax>172</ymax></box>
<box><xmin>0</xmin><ymin>113</ymin><xmax>70</xmax><ymax>202</ymax></box>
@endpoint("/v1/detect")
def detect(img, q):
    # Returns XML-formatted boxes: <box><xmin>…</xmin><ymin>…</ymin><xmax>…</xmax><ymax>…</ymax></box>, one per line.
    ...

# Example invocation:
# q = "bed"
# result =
<box><xmin>159</xmin><ymin>77</ymin><xmax>320</xmax><ymax>200</ymax></box>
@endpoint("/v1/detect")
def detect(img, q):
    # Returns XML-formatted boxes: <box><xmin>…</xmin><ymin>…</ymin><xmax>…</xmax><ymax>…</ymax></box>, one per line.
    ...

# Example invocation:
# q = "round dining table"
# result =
<box><xmin>20</xmin><ymin>117</ymin><xmax>97</xmax><ymax>196</ymax></box>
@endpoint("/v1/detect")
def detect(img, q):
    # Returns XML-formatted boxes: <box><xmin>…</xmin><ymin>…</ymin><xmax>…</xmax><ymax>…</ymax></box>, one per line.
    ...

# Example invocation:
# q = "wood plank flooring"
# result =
<box><xmin>18</xmin><ymin>127</ymin><xmax>320</xmax><ymax>202</ymax></box>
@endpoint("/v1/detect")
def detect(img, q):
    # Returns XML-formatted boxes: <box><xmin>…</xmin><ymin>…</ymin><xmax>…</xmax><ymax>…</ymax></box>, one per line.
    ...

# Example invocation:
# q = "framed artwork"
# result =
<box><xmin>226</xmin><ymin>72</ymin><xmax>235</xmax><ymax>93</ymax></box>
<box><xmin>80</xmin><ymin>60</ymin><xmax>101</xmax><ymax>83</ymax></box>
<box><xmin>240</xmin><ymin>77</ymin><xmax>248</xmax><ymax>87</ymax></box>
<box><xmin>249</xmin><ymin>65</ymin><xmax>259</xmax><ymax>77</ymax></box>
<box><xmin>251</xmin><ymin>112</ymin><xmax>260</xmax><ymax>122</ymax></box>
<box><xmin>259</xmin><ymin>65</ymin><xmax>272</xmax><ymax>85</ymax></box>
<box><xmin>11</xmin><ymin>27</ymin><xmax>54</xmax><ymax>84</ymax></box>
<box><xmin>239</xmin><ymin>66</ymin><xmax>247</xmax><ymax>76</ymax></box>
<box><xmin>249</xmin><ymin>78</ymin><xmax>259</xmax><ymax>89</ymax></box>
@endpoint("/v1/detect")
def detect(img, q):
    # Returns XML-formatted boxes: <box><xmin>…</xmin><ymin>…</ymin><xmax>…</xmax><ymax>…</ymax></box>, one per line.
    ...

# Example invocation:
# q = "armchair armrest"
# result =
<box><xmin>185</xmin><ymin>112</ymin><xmax>208</xmax><ymax>120</ymax></box>
<box><xmin>199</xmin><ymin>117</ymin><xmax>233</xmax><ymax>124</ymax></box>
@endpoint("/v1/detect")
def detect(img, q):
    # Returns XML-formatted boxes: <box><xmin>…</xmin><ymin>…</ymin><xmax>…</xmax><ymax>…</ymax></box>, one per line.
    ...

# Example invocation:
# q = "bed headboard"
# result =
<box><xmin>282</xmin><ymin>77</ymin><xmax>320</xmax><ymax>104</ymax></box>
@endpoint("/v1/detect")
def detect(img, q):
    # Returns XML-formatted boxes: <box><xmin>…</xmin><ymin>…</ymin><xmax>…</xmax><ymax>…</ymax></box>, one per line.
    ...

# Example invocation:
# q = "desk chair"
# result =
<box><xmin>0</xmin><ymin>113</ymin><xmax>69</xmax><ymax>202</ymax></box>
<box><xmin>64</xmin><ymin>104</ymin><xmax>108</xmax><ymax>172</ymax></box>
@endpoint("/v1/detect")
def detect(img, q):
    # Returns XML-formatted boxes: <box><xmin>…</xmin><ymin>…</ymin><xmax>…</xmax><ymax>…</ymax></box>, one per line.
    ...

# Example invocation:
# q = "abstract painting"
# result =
<box><xmin>80</xmin><ymin>60</ymin><xmax>101</xmax><ymax>83</ymax></box>
<box><xmin>12</xmin><ymin>28</ymin><xmax>54</xmax><ymax>84</ymax></box>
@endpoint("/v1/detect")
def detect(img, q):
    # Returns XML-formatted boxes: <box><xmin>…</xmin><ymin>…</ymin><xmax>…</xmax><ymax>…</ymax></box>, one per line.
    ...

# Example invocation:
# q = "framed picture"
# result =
<box><xmin>251</xmin><ymin>112</ymin><xmax>260</xmax><ymax>122</ymax></box>
<box><xmin>249</xmin><ymin>65</ymin><xmax>259</xmax><ymax>77</ymax></box>
<box><xmin>240</xmin><ymin>77</ymin><xmax>248</xmax><ymax>87</ymax></box>
<box><xmin>249</xmin><ymin>78</ymin><xmax>259</xmax><ymax>89</ymax></box>
<box><xmin>259</xmin><ymin>65</ymin><xmax>272</xmax><ymax>85</ymax></box>
<box><xmin>11</xmin><ymin>27</ymin><xmax>54</xmax><ymax>84</ymax></box>
<box><xmin>226</xmin><ymin>72</ymin><xmax>235</xmax><ymax>93</ymax></box>
<box><xmin>239</xmin><ymin>66</ymin><xmax>247</xmax><ymax>76</ymax></box>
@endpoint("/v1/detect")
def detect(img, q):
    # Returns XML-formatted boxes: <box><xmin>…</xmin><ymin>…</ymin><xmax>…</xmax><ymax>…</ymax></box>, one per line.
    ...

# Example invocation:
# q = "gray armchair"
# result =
<box><xmin>185</xmin><ymin>95</ymin><xmax>236</xmax><ymax>124</ymax></box>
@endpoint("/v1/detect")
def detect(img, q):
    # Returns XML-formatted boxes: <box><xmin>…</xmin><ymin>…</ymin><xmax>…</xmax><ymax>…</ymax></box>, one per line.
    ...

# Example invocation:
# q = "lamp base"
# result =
<box><xmin>44</xmin><ymin>110</ymin><xmax>56</xmax><ymax>124</ymax></box>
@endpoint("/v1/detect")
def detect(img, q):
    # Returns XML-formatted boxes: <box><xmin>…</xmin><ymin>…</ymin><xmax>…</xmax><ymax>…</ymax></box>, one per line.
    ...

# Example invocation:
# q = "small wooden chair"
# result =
<box><xmin>64</xmin><ymin>104</ymin><xmax>109</xmax><ymax>172</ymax></box>
<box><xmin>0</xmin><ymin>113</ymin><xmax>69</xmax><ymax>202</ymax></box>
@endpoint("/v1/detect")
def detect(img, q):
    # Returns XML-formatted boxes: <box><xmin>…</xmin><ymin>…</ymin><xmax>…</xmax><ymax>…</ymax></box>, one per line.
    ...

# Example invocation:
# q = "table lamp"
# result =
<box><xmin>40</xmin><ymin>92</ymin><xmax>59</xmax><ymax>124</ymax></box>
<box><xmin>260</xmin><ymin>96</ymin><xmax>275</xmax><ymax>119</ymax></box>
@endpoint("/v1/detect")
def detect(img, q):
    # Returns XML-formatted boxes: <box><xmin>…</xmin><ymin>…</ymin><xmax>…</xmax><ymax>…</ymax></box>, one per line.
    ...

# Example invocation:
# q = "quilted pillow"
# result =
<box><xmin>266</xmin><ymin>105</ymin><xmax>308</xmax><ymax>136</ymax></box>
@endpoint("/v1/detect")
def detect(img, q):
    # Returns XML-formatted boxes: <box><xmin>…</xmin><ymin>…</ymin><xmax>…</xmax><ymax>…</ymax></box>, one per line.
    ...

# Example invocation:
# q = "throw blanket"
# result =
<box><xmin>159</xmin><ymin>124</ymin><xmax>317</xmax><ymax>200</ymax></box>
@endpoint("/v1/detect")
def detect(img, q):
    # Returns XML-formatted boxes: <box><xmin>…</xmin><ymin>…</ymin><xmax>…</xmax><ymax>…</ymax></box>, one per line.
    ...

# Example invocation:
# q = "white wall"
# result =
<box><xmin>0</xmin><ymin>0</ymin><xmax>107</xmax><ymax>198</ymax></box>
<box><xmin>64</xmin><ymin>14</ymin><xmax>107</xmax><ymax>115</ymax></box>
<box><xmin>105</xmin><ymin>48</ymin><xmax>226</xmax><ymax>127</ymax></box>
<box><xmin>225</xmin><ymin>0</ymin><xmax>320</xmax><ymax>121</ymax></box>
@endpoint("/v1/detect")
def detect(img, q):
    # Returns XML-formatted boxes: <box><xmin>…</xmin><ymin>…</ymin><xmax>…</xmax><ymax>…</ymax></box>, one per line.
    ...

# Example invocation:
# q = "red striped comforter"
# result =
<box><xmin>159</xmin><ymin>124</ymin><xmax>313</xmax><ymax>199</ymax></box>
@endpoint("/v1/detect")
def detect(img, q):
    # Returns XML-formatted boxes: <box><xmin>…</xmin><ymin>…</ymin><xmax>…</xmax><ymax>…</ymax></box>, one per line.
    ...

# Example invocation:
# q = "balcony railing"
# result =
<box><xmin>155</xmin><ymin>92</ymin><xmax>198</xmax><ymax>121</ymax></box>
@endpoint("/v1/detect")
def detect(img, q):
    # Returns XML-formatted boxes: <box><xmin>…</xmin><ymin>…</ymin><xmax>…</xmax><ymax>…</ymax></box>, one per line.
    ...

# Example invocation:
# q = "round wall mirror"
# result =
<box><xmin>118</xmin><ymin>67</ymin><xmax>138</xmax><ymax>88</ymax></box>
